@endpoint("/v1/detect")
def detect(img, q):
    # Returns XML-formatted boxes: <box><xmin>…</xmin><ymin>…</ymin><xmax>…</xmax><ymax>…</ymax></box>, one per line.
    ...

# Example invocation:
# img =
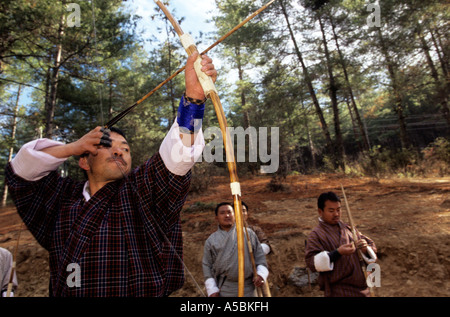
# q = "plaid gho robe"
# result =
<box><xmin>5</xmin><ymin>152</ymin><xmax>190</xmax><ymax>296</ymax></box>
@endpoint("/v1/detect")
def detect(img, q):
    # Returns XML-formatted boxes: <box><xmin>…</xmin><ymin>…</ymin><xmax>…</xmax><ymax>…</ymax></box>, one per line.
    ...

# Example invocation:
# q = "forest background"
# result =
<box><xmin>1</xmin><ymin>0</ymin><xmax>449</xmax><ymax>205</ymax></box>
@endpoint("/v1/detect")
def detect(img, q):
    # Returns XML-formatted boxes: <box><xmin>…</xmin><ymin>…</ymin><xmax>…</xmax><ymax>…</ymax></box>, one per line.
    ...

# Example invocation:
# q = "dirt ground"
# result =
<box><xmin>1</xmin><ymin>174</ymin><xmax>449</xmax><ymax>297</ymax></box>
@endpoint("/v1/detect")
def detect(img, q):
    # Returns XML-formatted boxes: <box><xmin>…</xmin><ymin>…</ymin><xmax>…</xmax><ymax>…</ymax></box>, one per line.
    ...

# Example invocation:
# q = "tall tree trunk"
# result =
<box><xmin>345</xmin><ymin>96</ymin><xmax>363</xmax><ymax>152</ymax></box>
<box><xmin>432</xmin><ymin>27</ymin><xmax>449</xmax><ymax>80</ymax></box>
<box><xmin>234</xmin><ymin>45</ymin><xmax>258</xmax><ymax>173</ymax></box>
<box><xmin>301</xmin><ymin>98</ymin><xmax>316</xmax><ymax>169</ymax></box>
<box><xmin>318</xmin><ymin>15</ymin><xmax>345</xmax><ymax>170</ymax></box>
<box><xmin>235</xmin><ymin>47</ymin><xmax>249</xmax><ymax>128</ymax></box>
<box><xmin>418</xmin><ymin>28</ymin><xmax>450</xmax><ymax>125</ymax></box>
<box><xmin>279</xmin><ymin>0</ymin><xmax>334</xmax><ymax>157</ymax></box>
<box><xmin>329</xmin><ymin>14</ymin><xmax>370</xmax><ymax>151</ymax></box>
<box><xmin>430</xmin><ymin>27</ymin><xmax>450</xmax><ymax>107</ymax></box>
<box><xmin>45</xmin><ymin>6</ymin><xmax>65</xmax><ymax>138</ymax></box>
<box><xmin>376</xmin><ymin>28</ymin><xmax>410</xmax><ymax>149</ymax></box>
<box><xmin>2</xmin><ymin>85</ymin><xmax>21</xmax><ymax>206</ymax></box>
<box><xmin>419</xmin><ymin>32</ymin><xmax>439</xmax><ymax>81</ymax></box>
<box><xmin>429</xmin><ymin>28</ymin><xmax>448</xmax><ymax>80</ymax></box>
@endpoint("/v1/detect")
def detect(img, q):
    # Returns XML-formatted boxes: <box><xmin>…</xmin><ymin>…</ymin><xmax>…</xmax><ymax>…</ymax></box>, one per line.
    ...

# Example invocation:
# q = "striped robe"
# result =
<box><xmin>305</xmin><ymin>219</ymin><xmax>377</xmax><ymax>297</ymax></box>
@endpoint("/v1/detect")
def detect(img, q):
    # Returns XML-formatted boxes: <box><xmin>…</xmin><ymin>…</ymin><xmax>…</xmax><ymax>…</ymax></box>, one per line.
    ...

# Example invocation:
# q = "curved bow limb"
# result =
<box><xmin>154</xmin><ymin>0</ymin><xmax>247</xmax><ymax>296</ymax></box>
<box><xmin>105</xmin><ymin>0</ymin><xmax>275</xmax><ymax>129</ymax></box>
<box><xmin>340</xmin><ymin>184</ymin><xmax>375</xmax><ymax>297</ymax></box>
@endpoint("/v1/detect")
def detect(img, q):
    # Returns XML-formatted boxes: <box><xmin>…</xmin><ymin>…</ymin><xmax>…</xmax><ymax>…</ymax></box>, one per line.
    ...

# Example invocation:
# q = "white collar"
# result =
<box><xmin>82</xmin><ymin>181</ymin><xmax>91</xmax><ymax>202</ymax></box>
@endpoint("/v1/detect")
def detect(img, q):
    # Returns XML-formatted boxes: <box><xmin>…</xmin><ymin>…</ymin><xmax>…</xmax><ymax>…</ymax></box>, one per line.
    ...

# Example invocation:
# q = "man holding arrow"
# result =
<box><xmin>5</xmin><ymin>52</ymin><xmax>217</xmax><ymax>296</ymax></box>
<box><xmin>305</xmin><ymin>191</ymin><xmax>378</xmax><ymax>297</ymax></box>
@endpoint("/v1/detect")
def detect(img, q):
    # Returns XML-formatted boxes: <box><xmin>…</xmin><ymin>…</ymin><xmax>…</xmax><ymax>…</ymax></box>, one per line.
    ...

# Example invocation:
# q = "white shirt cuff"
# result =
<box><xmin>205</xmin><ymin>277</ymin><xmax>220</xmax><ymax>297</ymax></box>
<box><xmin>10</xmin><ymin>139</ymin><xmax>67</xmax><ymax>181</ymax></box>
<box><xmin>159</xmin><ymin>120</ymin><xmax>205</xmax><ymax>176</ymax></box>
<box><xmin>2</xmin><ymin>290</ymin><xmax>14</xmax><ymax>297</ymax></box>
<box><xmin>314</xmin><ymin>251</ymin><xmax>334</xmax><ymax>272</ymax></box>
<box><xmin>256</xmin><ymin>265</ymin><xmax>269</xmax><ymax>281</ymax></box>
<box><xmin>11</xmin><ymin>123</ymin><xmax>206</xmax><ymax>181</ymax></box>
<box><xmin>261</xmin><ymin>243</ymin><xmax>270</xmax><ymax>255</ymax></box>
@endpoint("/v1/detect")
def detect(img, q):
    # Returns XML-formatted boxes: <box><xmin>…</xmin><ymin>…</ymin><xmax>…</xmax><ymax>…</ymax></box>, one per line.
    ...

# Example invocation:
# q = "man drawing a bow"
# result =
<box><xmin>5</xmin><ymin>53</ymin><xmax>217</xmax><ymax>296</ymax></box>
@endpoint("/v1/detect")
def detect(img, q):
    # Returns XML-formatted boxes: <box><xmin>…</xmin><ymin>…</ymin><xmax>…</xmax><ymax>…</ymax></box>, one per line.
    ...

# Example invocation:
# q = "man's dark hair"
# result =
<box><xmin>241</xmin><ymin>201</ymin><xmax>248</xmax><ymax>211</ymax></box>
<box><xmin>317</xmin><ymin>191</ymin><xmax>341</xmax><ymax>210</ymax></box>
<box><xmin>109</xmin><ymin>126</ymin><xmax>127</xmax><ymax>140</ymax></box>
<box><xmin>215</xmin><ymin>202</ymin><xmax>233</xmax><ymax>216</ymax></box>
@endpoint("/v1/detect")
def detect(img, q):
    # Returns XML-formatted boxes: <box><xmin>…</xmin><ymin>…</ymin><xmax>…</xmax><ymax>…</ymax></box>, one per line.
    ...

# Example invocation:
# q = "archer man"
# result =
<box><xmin>305</xmin><ymin>192</ymin><xmax>377</xmax><ymax>297</ymax></box>
<box><xmin>5</xmin><ymin>52</ymin><xmax>217</xmax><ymax>296</ymax></box>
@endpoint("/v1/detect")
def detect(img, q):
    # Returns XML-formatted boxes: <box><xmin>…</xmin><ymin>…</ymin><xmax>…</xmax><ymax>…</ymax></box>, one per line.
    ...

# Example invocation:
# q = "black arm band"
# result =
<box><xmin>328</xmin><ymin>249</ymin><xmax>342</xmax><ymax>263</ymax></box>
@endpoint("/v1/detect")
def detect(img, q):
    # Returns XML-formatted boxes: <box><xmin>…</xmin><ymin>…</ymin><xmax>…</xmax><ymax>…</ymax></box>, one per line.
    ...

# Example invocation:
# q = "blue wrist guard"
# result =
<box><xmin>177</xmin><ymin>94</ymin><xmax>205</xmax><ymax>133</ymax></box>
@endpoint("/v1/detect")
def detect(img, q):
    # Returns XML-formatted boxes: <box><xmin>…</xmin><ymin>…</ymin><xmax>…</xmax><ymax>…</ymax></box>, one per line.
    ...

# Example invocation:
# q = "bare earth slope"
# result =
<box><xmin>1</xmin><ymin>174</ymin><xmax>449</xmax><ymax>297</ymax></box>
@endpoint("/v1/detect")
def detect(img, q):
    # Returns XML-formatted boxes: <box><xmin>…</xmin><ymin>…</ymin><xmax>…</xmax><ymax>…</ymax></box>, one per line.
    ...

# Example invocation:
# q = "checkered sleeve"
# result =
<box><xmin>127</xmin><ymin>153</ymin><xmax>191</xmax><ymax>294</ymax></box>
<box><xmin>131</xmin><ymin>153</ymin><xmax>191</xmax><ymax>233</ymax></box>
<box><xmin>5</xmin><ymin>162</ymin><xmax>80</xmax><ymax>250</ymax></box>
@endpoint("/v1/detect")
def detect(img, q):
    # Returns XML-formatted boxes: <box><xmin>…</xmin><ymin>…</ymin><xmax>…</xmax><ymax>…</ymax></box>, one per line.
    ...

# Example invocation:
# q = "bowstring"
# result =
<box><xmin>108</xmin><ymin>151</ymin><xmax>206</xmax><ymax>297</ymax></box>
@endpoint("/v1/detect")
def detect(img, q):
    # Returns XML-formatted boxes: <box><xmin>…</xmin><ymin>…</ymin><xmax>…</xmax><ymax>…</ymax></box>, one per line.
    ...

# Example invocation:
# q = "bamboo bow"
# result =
<box><xmin>340</xmin><ymin>184</ymin><xmax>375</xmax><ymax>296</ymax></box>
<box><xmin>154</xmin><ymin>0</ymin><xmax>275</xmax><ymax>297</ymax></box>
<box><xmin>5</xmin><ymin>0</ymin><xmax>275</xmax><ymax>298</ymax></box>
<box><xmin>104</xmin><ymin>0</ymin><xmax>276</xmax><ymax>129</ymax></box>
<box><xmin>153</xmin><ymin>0</ymin><xmax>248</xmax><ymax>296</ymax></box>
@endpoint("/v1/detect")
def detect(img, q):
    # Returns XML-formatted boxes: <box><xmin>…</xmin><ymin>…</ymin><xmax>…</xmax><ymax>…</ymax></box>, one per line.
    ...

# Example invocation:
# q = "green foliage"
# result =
<box><xmin>188</xmin><ymin>162</ymin><xmax>216</xmax><ymax>194</ymax></box>
<box><xmin>421</xmin><ymin>137</ymin><xmax>450</xmax><ymax>176</ymax></box>
<box><xmin>354</xmin><ymin>137</ymin><xmax>450</xmax><ymax>178</ymax></box>
<box><xmin>423</xmin><ymin>137</ymin><xmax>450</xmax><ymax>164</ymax></box>
<box><xmin>0</xmin><ymin>0</ymin><xmax>449</xmax><ymax>196</ymax></box>
<box><xmin>266</xmin><ymin>175</ymin><xmax>291</xmax><ymax>192</ymax></box>
<box><xmin>357</xmin><ymin>145</ymin><xmax>417</xmax><ymax>177</ymax></box>
<box><xmin>182</xmin><ymin>201</ymin><xmax>217</xmax><ymax>214</ymax></box>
